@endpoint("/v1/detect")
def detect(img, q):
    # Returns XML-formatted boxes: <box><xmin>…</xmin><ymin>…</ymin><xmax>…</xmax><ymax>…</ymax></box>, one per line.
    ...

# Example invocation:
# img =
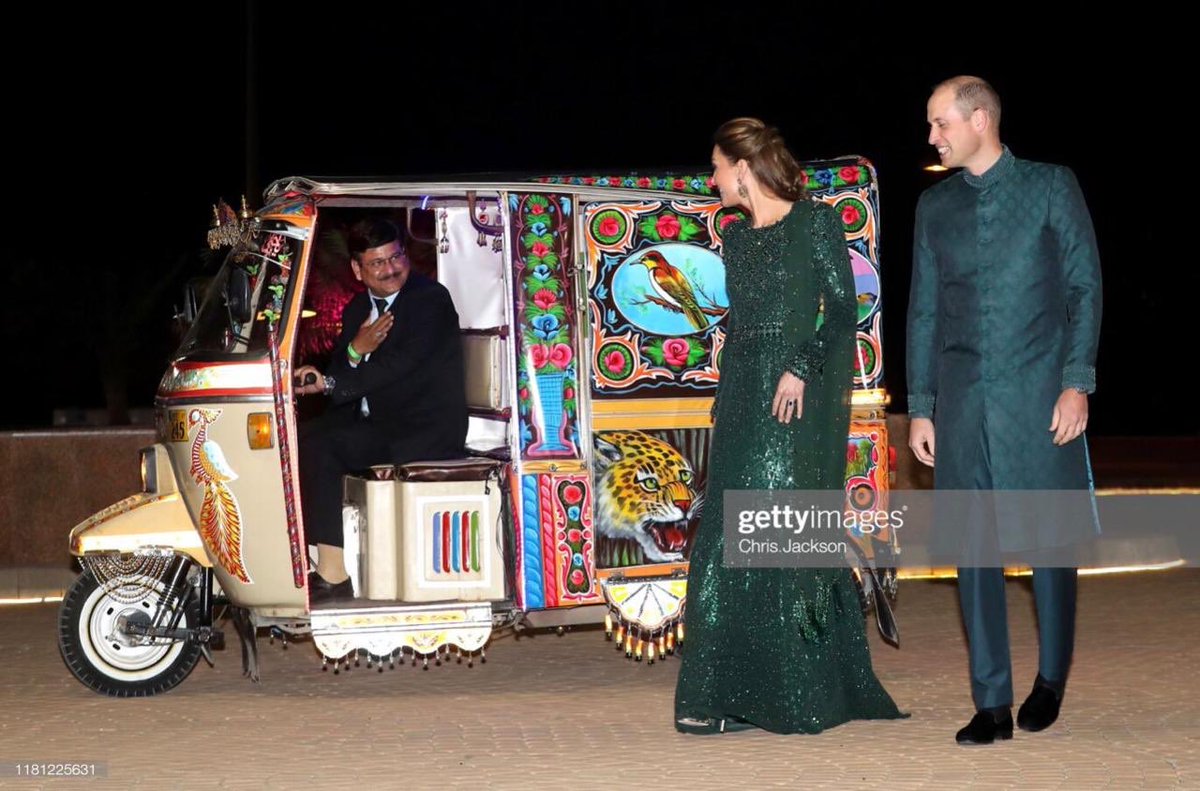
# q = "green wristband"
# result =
<box><xmin>347</xmin><ymin>343</ymin><xmax>363</xmax><ymax>363</ymax></box>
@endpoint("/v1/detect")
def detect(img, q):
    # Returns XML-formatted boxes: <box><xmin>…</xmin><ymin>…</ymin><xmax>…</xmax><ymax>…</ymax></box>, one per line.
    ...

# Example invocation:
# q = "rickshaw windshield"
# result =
<box><xmin>177</xmin><ymin>221</ymin><xmax>304</xmax><ymax>359</ymax></box>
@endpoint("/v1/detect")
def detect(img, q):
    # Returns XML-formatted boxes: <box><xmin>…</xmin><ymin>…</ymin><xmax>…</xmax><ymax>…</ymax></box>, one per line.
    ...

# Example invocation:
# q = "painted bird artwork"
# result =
<box><xmin>857</xmin><ymin>291</ymin><xmax>878</xmax><ymax>322</ymax></box>
<box><xmin>632</xmin><ymin>251</ymin><xmax>726</xmax><ymax>331</ymax></box>
<box><xmin>188</xmin><ymin>408</ymin><xmax>252</xmax><ymax>583</ymax></box>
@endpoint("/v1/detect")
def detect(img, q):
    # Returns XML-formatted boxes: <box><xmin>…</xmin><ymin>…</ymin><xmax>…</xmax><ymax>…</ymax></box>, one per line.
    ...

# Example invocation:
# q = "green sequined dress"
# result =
<box><xmin>674</xmin><ymin>199</ymin><xmax>905</xmax><ymax>734</ymax></box>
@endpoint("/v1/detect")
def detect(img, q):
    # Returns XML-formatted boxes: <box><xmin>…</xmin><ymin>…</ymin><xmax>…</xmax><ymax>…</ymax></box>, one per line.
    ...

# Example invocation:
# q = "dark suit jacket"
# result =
<box><xmin>325</xmin><ymin>273</ymin><xmax>468</xmax><ymax>459</ymax></box>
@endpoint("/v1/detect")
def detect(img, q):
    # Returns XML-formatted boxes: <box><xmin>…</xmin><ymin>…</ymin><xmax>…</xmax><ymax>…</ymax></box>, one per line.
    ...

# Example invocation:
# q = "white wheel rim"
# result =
<box><xmin>77</xmin><ymin>582</ymin><xmax>186</xmax><ymax>682</ymax></box>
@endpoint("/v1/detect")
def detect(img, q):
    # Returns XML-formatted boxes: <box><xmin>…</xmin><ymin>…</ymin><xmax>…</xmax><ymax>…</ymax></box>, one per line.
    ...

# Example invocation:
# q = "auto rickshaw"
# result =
<box><xmin>58</xmin><ymin>160</ymin><xmax>897</xmax><ymax>696</ymax></box>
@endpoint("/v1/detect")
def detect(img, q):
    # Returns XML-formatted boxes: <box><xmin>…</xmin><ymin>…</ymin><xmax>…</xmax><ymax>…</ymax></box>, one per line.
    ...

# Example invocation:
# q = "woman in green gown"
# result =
<box><xmin>674</xmin><ymin>118</ymin><xmax>905</xmax><ymax>734</ymax></box>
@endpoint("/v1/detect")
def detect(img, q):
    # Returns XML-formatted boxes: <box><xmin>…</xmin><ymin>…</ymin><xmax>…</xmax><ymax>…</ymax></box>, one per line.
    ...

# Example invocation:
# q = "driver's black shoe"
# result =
<box><xmin>308</xmin><ymin>571</ymin><xmax>353</xmax><ymax>605</ymax></box>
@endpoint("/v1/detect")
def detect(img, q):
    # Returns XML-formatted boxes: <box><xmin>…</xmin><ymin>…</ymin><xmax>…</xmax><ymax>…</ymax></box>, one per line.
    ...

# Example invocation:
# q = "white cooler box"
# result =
<box><xmin>344</xmin><ymin>458</ymin><xmax>506</xmax><ymax>603</ymax></box>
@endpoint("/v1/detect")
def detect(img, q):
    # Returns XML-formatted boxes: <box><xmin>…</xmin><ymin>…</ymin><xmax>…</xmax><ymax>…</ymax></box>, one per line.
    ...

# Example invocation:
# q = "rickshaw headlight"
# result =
<box><xmin>247</xmin><ymin>413</ymin><xmax>274</xmax><ymax>450</ymax></box>
<box><xmin>139</xmin><ymin>447</ymin><xmax>158</xmax><ymax>493</ymax></box>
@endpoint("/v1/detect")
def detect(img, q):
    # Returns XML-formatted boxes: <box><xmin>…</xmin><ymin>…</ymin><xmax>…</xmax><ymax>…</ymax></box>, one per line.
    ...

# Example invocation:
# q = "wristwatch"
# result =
<box><xmin>323</xmin><ymin>375</ymin><xmax>336</xmax><ymax>397</ymax></box>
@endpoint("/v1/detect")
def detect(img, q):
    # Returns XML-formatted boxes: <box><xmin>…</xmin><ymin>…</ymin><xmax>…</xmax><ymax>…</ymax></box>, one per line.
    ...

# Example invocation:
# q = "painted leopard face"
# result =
<box><xmin>593</xmin><ymin>431</ymin><xmax>702</xmax><ymax>562</ymax></box>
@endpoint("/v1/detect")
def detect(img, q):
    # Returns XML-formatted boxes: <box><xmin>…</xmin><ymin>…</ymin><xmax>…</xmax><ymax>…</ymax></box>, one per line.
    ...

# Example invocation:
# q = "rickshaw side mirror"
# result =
<box><xmin>227</xmin><ymin>268</ymin><xmax>253</xmax><ymax>324</ymax></box>
<box><xmin>180</xmin><ymin>278</ymin><xmax>204</xmax><ymax>327</ymax></box>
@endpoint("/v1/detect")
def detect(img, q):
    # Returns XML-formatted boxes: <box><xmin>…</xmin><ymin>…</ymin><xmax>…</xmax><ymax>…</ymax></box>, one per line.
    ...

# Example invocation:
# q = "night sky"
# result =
<box><xmin>7</xmin><ymin>8</ymin><xmax>1192</xmax><ymax>435</ymax></box>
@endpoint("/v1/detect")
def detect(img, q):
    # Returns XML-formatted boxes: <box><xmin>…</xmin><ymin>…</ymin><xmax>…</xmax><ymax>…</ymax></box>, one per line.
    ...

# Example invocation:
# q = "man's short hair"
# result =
<box><xmin>936</xmin><ymin>75</ymin><xmax>1002</xmax><ymax>129</ymax></box>
<box><xmin>348</xmin><ymin>217</ymin><xmax>407</xmax><ymax>258</ymax></box>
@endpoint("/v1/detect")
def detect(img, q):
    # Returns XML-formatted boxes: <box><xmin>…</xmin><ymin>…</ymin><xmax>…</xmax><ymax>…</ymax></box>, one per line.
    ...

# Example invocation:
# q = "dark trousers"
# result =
<box><xmin>957</xmin><ymin>566</ymin><xmax>1077</xmax><ymax>711</ymax></box>
<box><xmin>298</xmin><ymin>412</ymin><xmax>460</xmax><ymax>548</ymax></box>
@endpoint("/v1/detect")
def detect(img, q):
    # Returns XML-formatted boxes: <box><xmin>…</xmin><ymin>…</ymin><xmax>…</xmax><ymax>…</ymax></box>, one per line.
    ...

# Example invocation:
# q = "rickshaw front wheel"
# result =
<box><xmin>58</xmin><ymin>570</ymin><xmax>202</xmax><ymax>697</ymax></box>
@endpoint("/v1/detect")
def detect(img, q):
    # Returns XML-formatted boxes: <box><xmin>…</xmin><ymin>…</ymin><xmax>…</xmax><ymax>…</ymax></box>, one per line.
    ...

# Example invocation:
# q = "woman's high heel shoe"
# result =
<box><xmin>674</xmin><ymin>715</ymin><xmax>756</xmax><ymax>734</ymax></box>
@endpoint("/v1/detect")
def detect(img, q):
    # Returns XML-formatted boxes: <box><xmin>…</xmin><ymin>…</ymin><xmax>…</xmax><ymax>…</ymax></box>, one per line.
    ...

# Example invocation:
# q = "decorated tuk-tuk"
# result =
<box><xmin>58</xmin><ymin>159</ymin><xmax>896</xmax><ymax>695</ymax></box>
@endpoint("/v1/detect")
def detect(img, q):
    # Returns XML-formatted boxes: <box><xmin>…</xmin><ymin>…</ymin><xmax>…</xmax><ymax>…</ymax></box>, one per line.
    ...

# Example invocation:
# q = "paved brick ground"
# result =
<box><xmin>0</xmin><ymin>570</ymin><xmax>1196</xmax><ymax>789</ymax></box>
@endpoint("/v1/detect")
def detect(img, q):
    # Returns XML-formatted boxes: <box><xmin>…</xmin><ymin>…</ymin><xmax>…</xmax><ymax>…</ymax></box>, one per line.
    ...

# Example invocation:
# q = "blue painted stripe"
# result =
<box><xmin>431</xmin><ymin>512</ymin><xmax>441</xmax><ymax>575</ymax></box>
<box><xmin>521</xmin><ymin>475</ymin><xmax>544</xmax><ymax>608</ymax></box>
<box><xmin>451</xmin><ymin>511</ymin><xmax>461</xmax><ymax>572</ymax></box>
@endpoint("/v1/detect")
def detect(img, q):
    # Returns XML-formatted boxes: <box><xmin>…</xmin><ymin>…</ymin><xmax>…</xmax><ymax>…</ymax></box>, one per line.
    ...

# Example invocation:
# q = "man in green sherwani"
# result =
<box><xmin>906</xmin><ymin>76</ymin><xmax>1102</xmax><ymax>745</ymax></box>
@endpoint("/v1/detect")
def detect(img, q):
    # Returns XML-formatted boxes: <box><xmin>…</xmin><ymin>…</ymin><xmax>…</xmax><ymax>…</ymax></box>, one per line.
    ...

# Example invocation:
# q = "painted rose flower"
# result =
<box><xmin>530</xmin><ymin>344</ymin><xmax>551</xmax><ymax>369</ymax></box>
<box><xmin>549</xmin><ymin>343</ymin><xmax>573</xmax><ymax>368</ymax></box>
<box><xmin>531</xmin><ymin>314</ymin><xmax>560</xmax><ymax>340</ymax></box>
<box><xmin>599</xmin><ymin>216</ymin><xmax>621</xmax><ymax>237</ymax></box>
<box><xmin>663</xmin><ymin>338</ymin><xmax>690</xmax><ymax>367</ymax></box>
<box><xmin>605</xmin><ymin>350</ymin><xmax>627</xmax><ymax>374</ymax></box>
<box><xmin>533</xmin><ymin>288</ymin><xmax>557</xmax><ymax>310</ymax></box>
<box><xmin>655</xmin><ymin>215</ymin><xmax>681</xmax><ymax>239</ymax></box>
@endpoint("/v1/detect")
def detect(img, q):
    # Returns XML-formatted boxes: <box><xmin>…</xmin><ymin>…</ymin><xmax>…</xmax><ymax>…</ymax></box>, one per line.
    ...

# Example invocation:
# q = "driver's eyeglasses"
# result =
<box><xmin>362</xmin><ymin>251</ymin><xmax>405</xmax><ymax>271</ymax></box>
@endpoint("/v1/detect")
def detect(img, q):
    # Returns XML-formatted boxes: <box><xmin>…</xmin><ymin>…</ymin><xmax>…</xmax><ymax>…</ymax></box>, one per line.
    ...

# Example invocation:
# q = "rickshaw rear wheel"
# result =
<box><xmin>58</xmin><ymin>570</ymin><xmax>202</xmax><ymax>697</ymax></box>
